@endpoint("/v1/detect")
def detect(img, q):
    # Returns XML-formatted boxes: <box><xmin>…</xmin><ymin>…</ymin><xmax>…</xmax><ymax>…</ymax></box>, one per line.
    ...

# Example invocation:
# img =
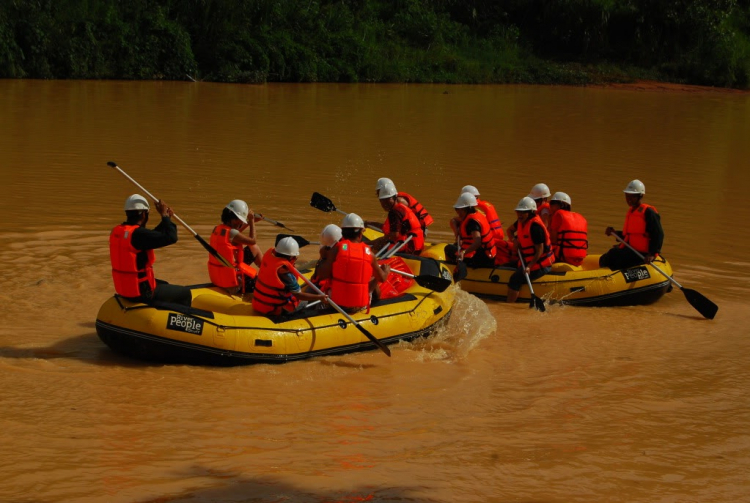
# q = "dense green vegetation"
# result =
<box><xmin>1</xmin><ymin>0</ymin><xmax>749</xmax><ymax>88</ymax></box>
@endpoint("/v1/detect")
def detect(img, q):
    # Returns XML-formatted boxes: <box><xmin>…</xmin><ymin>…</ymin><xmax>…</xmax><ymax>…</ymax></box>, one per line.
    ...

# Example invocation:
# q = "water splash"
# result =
<box><xmin>403</xmin><ymin>287</ymin><xmax>497</xmax><ymax>362</ymax></box>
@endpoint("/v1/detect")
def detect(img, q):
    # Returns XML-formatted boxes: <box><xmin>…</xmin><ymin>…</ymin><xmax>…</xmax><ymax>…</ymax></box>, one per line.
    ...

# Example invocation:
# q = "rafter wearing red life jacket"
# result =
<box><xmin>475</xmin><ymin>198</ymin><xmax>504</xmax><ymax>241</ymax></box>
<box><xmin>330</xmin><ymin>239</ymin><xmax>375</xmax><ymax>309</ymax></box>
<box><xmin>459</xmin><ymin>211</ymin><xmax>496</xmax><ymax>260</ymax></box>
<box><xmin>110</xmin><ymin>224</ymin><xmax>156</xmax><ymax>298</ymax></box>
<box><xmin>550</xmin><ymin>210</ymin><xmax>588</xmax><ymax>266</ymax></box>
<box><xmin>208</xmin><ymin>224</ymin><xmax>257</xmax><ymax>289</ymax></box>
<box><xmin>381</xmin><ymin>202</ymin><xmax>425</xmax><ymax>254</ymax></box>
<box><xmin>252</xmin><ymin>248</ymin><xmax>300</xmax><ymax>315</ymax></box>
<box><xmin>516</xmin><ymin>215</ymin><xmax>555</xmax><ymax>270</ymax></box>
<box><xmin>398</xmin><ymin>192</ymin><xmax>433</xmax><ymax>231</ymax></box>
<box><xmin>621</xmin><ymin>203</ymin><xmax>658</xmax><ymax>254</ymax></box>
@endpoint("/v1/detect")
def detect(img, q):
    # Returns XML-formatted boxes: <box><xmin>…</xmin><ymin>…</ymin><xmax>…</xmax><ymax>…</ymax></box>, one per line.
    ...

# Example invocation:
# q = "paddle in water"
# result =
<box><xmin>517</xmin><ymin>249</ymin><xmax>546</xmax><ymax>312</ymax></box>
<box><xmin>612</xmin><ymin>234</ymin><xmax>717</xmax><ymax>319</ymax></box>
<box><xmin>294</xmin><ymin>268</ymin><xmax>391</xmax><ymax>357</ymax></box>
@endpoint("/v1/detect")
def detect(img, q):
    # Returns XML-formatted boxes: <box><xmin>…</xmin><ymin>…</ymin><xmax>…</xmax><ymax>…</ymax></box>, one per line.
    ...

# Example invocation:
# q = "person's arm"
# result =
<box><xmin>131</xmin><ymin>217</ymin><xmax>178</xmax><ymax>250</ymax></box>
<box><xmin>370</xmin><ymin>253</ymin><xmax>390</xmax><ymax>283</ymax></box>
<box><xmin>507</xmin><ymin>220</ymin><xmax>518</xmax><ymax>240</ymax></box>
<box><xmin>526</xmin><ymin>222</ymin><xmax>546</xmax><ymax>272</ymax></box>
<box><xmin>645</xmin><ymin>208</ymin><xmax>664</xmax><ymax>260</ymax></box>
<box><xmin>314</xmin><ymin>245</ymin><xmax>337</xmax><ymax>281</ymax></box>
<box><xmin>279</xmin><ymin>268</ymin><xmax>327</xmax><ymax>303</ymax></box>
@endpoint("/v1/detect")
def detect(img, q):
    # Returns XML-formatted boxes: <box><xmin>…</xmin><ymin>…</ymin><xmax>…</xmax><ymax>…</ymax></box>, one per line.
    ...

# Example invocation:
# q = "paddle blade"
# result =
<box><xmin>311</xmin><ymin>192</ymin><xmax>337</xmax><ymax>212</ymax></box>
<box><xmin>453</xmin><ymin>261</ymin><xmax>468</xmax><ymax>282</ymax></box>
<box><xmin>354</xmin><ymin>322</ymin><xmax>391</xmax><ymax>357</ymax></box>
<box><xmin>682</xmin><ymin>287</ymin><xmax>718</xmax><ymax>320</ymax></box>
<box><xmin>533</xmin><ymin>295</ymin><xmax>547</xmax><ymax>313</ymax></box>
<box><xmin>414</xmin><ymin>274</ymin><xmax>451</xmax><ymax>293</ymax></box>
<box><xmin>275</xmin><ymin>234</ymin><xmax>311</xmax><ymax>248</ymax></box>
<box><xmin>195</xmin><ymin>234</ymin><xmax>233</xmax><ymax>268</ymax></box>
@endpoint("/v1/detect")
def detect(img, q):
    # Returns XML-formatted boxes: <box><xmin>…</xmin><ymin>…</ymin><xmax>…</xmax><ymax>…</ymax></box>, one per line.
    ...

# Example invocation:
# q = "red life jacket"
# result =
<box><xmin>551</xmin><ymin>210</ymin><xmax>588</xmax><ymax>266</ymax></box>
<box><xmin>536</xmin><ymin>201</ymin><xmax>551</xmax><ymax>227</ymax></box>
<box><xmin>476</xmin><ymin>198</ymin><xmax>504</xmax><ymax>241</ymax></box>
<box><xmin>109</xmin><ymin>224</ymin><xmax>156</xmax><ymax>298</ymax></box>
<box><xmin>459</xmin><ymin>211</ymin><xmax>496</xmax><ymax>259</ymax></box>
<box><xmin>517</xmin><ymin>215</ymin><xmax>555</xmax><ymax>270</ymax></box>
<box><xmin>252</xmin><ymin>248</ymin><xmax>299</xmax><ymax>315</ymax></box>
<box><xmin>398</xmin><ymin>191</ymin><xmax>433</xmax><ymax>229</ymax></box>
<box><xmin>381</xmin><ymin>202</ymin><xmax>425</xmax><ymax>254</ymax></box>
<box><xmin>330</xmin><ymin>240</ymin><xmax>374</xmax><ymax>309</ymax></box>
<box><xmin>207</xmin><ymin>224</ymin><xmax>257</xmax><ymax>289</ymax></box>
<box><xmin>621</xmin><ymin>203</ymin><xmax>657</xmax><ymax>254</ymax></box>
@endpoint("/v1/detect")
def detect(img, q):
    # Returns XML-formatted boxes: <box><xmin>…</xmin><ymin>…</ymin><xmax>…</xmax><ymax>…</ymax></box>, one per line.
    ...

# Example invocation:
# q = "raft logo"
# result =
<box><xmin>166</xmin><ymin>313</ymin><xmax>204</xmax><ymax>335</ymax></box>
<box><xmin>622</xmin><ymin>266</ymin><xmax>650</xmax><ymax>283</ymax></box>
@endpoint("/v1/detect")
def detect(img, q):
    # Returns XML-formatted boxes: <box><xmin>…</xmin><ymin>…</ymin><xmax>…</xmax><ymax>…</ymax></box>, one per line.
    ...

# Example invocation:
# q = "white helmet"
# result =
<box><xmin>529</xmin><ymin>183</ymin><xmax>551</xmax><ymax>199</ymax></box>
<box><xmin>124</xmin><ymin>194</ymin><xmax>150</xmax><ymax>211</ymax></box>
<box><xmin>623</xmin><ymin>179</ymin><xmax>646</xmax><ymax>195</ymax></box>
<box><xmin>550</xmin><ymin>192</ymin><xmax>571</xmax><ymax>205</ymax></box>
<box><xmin>515</xmin><ymin>196</ymin><xmax>537</xmax><ymax>212</ymax></box>
<box><xmin>461</xmin><ymin>185</ymin><xmax>480</xmax><ymax>196</ymax></box>
<box><xmin>341</xmin><ymin>213</ymin><xmax>365</xmax><ymax>229</ymax></box>
<box><xmin>319</xmin><ymin>224</ymin><xmax>342</xmax><ymax>247</ymax></box>
<box><xmin>275</xmin><ymin>236</ymin><xmax>300</xmax><ymax>257</ymax></box>
<box><xmin>453</xmin><ymin>192</ymin><xmax>478</xmax><ymax>209</ymax></box>
<box><xmin>377</xmin><ymin>181</ymin><xmax>398</xmax><ymax>199</ymax></box>
<box><xmin>376</xmin><ymin>178</ymin><xmax>394</xmax><ymax>191</ymax></box>
<box><xmin>225</xmin><ymin>199</ymin><xmax>249</xmax><ymax>224</ymax></box>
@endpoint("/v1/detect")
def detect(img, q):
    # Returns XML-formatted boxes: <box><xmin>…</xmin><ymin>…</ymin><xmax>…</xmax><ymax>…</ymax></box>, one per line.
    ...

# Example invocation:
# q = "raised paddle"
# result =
<box><xmin>612</xmin><ymin>234</ymin><xmax>718</xmax><ymax>319</ymax></box>
<box><xmin>517</xmin><ymin>248</ymin><xmax>546</xmax><ymax>312</ymax></box>
<box><xmin>275</xmin><ymin>234</ymin><xmax>320</xmax><ymax>248</ymax></box>
<box><xmin>389</xmin><ymin>268</ymin><xmax>452</xmax><ymax>293</ymax></box>
<box><xmin>107</xmin><ymin>161</ymin><xmax>233</xmax><ymax>269</ymax></box>
<box><xmin>294</xmin><ymin>268</ymin><xmax>391</xmax><ymax>357</ymax></box>
<box><xmin>259</xmin><ymin>215</ymin><xmax>294</xmax><ymax>232</ymax></box>
<box><xmin>310</xmin><ymin>192</ymin><xmax>383</xmax><ymax>232</ymax></box>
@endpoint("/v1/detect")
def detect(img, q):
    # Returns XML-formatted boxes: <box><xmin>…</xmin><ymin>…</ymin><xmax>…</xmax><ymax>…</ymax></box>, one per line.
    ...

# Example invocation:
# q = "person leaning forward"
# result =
<box><xmin>506</xmin><ymin>197</ymin><xmax>555</xmax><ymax>304</ymax></box>
<box><xmin>109</xmin><ymin>194</ymin><xmax>192</xmax><ymax>307</ymax></box>
<box><xmin>252</xmin><ymin>237</ymin><xmax>327</xmax><ymax>316</ymax></box>
<box><xmin>600</xmin><ymin>179</ymin><xmax>664</xmax><ymax>270</ymax></box>
<box><xmin>445</xmin><ymin>192</ymin><xmax>497</xmax><ymax>268</ymax></box>
<box><xmin>315</xmin><ymin>213</ymin><xmax>390</xmax><ymax>312</ymax></box>
<box><xmin>207</xmin><ymin>199</ymin><xmax>263</xmax><ymax>294</ymax></box>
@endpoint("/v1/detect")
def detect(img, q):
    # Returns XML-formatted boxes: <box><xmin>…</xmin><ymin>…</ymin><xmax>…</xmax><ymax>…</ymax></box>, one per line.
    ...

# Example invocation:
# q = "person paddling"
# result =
<box><xmin>207</xmin><ymin>199</ymin><xmax>263</xmax><ymax>294</ymax></box>
<box><xmin>600</xmin><ymin>180</ymin><xmax>664</xmax><ymax>270</ymax></box>
<box><xmin>445</xmin><ymin>192</ymin><xmax>497</xmax><ymax>268</ymax></box>
<box><xmin>109</xmin><ymin>194</ymin><xmax>192</xmax><ymax>307</ymax></box>
<box><xmin>315</xmin><ymin>214</ymin><xmax>390</xmax><ymax>312</ymax></box>
<box><xmin>252</xmin><ymin>237</ymin><xmax>327</xmax><ymax>316</ymax></box>
<box><xmin>506</xmin><ymin>197</ymin><xmax>555</xmax><ymax>304</ymax></box>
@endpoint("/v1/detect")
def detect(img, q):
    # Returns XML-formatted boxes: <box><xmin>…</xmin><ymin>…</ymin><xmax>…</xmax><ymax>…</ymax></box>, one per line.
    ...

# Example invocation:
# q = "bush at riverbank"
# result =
<box><xmin>1</xmin><ymin>1</ymin><xmax>748</xmax><ymax>89</ymax></box>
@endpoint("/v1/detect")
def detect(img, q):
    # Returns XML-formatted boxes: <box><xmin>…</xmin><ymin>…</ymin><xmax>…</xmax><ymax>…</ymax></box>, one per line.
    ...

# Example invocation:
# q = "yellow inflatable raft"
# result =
<box><xmin>421</xmin><ymin>243</ymin><xmax>673</xmax><ymax>306</ymax></box>
<box><xmin>96</xmin><ymin>255</ymin><xmax>455</xmax><ymax>365</ymax></box>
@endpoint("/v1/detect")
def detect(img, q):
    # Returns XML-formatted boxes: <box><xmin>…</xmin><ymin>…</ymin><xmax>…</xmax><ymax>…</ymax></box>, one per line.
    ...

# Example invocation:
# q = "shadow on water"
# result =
<box><xmin>134</xmin><ymin>468</ymin><xmax>436</xmax><ymax>503</ymax></box>
<box><xmin>0</xmin><ymin>332</ymin><xmax>164</xmax><ymax>369</ymax></box>
<box><xmin>135</xmin><ymin>467</ymin><xmax>555</xmax><ymax>503</ymax></box>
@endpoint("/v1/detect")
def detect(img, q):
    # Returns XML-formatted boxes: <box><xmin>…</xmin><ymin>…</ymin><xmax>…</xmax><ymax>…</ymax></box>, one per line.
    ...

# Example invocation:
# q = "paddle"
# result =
<box><xmin>517</xmin><ymin>248</ymin><xmax>546</xmax><ymax>312</ymax></box>
<box><xmin>275</xmin><ymin>234</ymin><xmax>320</xmax><ymax>248</ymax></box>
<box><xmin>260</xmin><ymin>215</ymin><xmax>294</xmax><ymax>232</ymax></box>
<box><xmin>612</xmin><ymin>234</ymin><xmax>718</xmax><ymax>319</ymax></box>
<box><xmin>452</xmin><ymin>235</ymin><xmax>468</xmax><ymax>282</ymax></box>
<box><xmin>382</xmin><ymin>235</ymin><xmax>413</xmax><ymax>259</ymax></box>
<box><xmin>294</xmin><ymin>268</ymin><xmax>391</xmax><ymax>357</ymax></box>
<box><xmin>310</xmin><ymin>192</ymin><xmax>383</xmax><ymax>232</ymax></box>
<box><xmin>107</xmin><ymin>161</ymin><xmax>233</xmax><ymax>269</ymax></box>
<box><xmin>389</xmin><ymin>269</ymin><xmax>451</xmax><ymax>293</ymax></box>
